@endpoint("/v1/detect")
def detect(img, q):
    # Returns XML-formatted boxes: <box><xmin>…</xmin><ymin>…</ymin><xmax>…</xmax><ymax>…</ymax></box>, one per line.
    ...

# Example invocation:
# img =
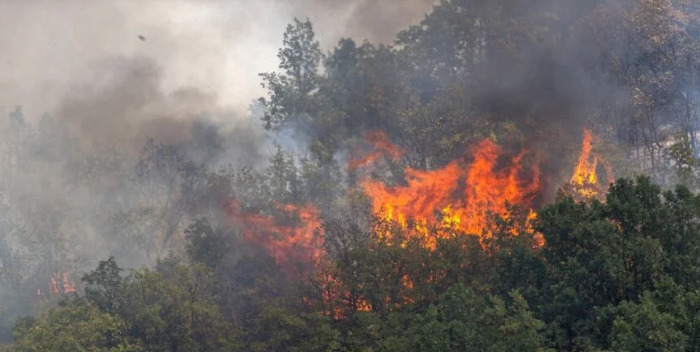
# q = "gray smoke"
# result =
<box><xmin>0</xmin><ymin>0</ymin><xmax>436</xmax><ymax>120</ymax></box>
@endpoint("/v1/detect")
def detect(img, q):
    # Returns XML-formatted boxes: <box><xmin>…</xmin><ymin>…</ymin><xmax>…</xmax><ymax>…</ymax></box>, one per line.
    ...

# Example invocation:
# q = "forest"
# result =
<box><xmin>5</xmin><ymin>0</ymin><xmax>700</xmax><ymax>350</ymax></box>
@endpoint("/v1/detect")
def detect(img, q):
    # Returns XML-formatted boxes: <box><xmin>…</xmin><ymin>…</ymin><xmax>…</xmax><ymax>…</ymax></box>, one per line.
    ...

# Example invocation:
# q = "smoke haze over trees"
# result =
<box><xmin>5</xmin><ymin>0</ymin><xmax>700</xmax><ymax>351</ymax></box>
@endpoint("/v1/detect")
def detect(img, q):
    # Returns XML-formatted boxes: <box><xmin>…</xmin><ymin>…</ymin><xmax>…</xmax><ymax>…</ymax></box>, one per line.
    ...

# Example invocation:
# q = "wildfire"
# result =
<box><xmin>220</xmin><ymin>128</ymin><xmax>613</xmax><ymax>316</ymax></box>
<box><xmin>360</xmin><ymin>138</ymin><xmax>541</xmax><ymax>249</ymax></box>
<box><xmin>223</xmin><ymin>200</ymin><xmax>324</xmax><ymax>273</ymax></box>
<box><xmin>224</xmin><ymin>128</ymin><xmax>607</xmax><ymax>268</ymax></box>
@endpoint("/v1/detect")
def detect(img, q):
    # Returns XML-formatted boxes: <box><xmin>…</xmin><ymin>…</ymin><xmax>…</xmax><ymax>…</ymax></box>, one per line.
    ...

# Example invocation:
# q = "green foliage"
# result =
<box><xmin>14</xmin><ymin>258</ymin><xmax>239</xmax><ymax>352</ymax></box>
<box><xmin>366</xmin><ymin>285</ymin><xmax>549</xmax><ymax>352</ymax></box>
<box><xmin>119</xmin><ymin>261</ymin><xmax>235</xmax><ymax>352</ymax></box>
<box><xmin>13</xmin><ymin>175</ymin><xmax>700</xmax><ymax>351</ymax></box>
<box><xmin>609</xmin><ymin>293</ymin><xmax>687</xmax><ymax>352</ymax></box>
<box><xmin>670</xmin><ymin>133</ymin><xmax>697</xmax><ymax>186</ymax></box>
<box><xmin>185</xmin><ymin>218</ymin><xmax>230</xmax><ymax>268</ymax></box>
<box><xmin>82</xmin><ymin>257</ymin><xmax>125</xmax><ymax>314</ymax></box>
<box><xmin>12</xmin><ymin>303</ymin><xmax>141</xmax><ymax>352</ymax></box>
<box><xmin>247</xmin><ymin>307</ymin><xmax>341</xmax><ymax>352</ymax></box>
<box><xmin>496</xmin><ymin>176</ymin><xmax>700</xmax><ymax>351</ymax></box>
<box><xmin>259</xmin><ymin>18</ymin><xmax>322</xmax><ymax>130</ymax></box>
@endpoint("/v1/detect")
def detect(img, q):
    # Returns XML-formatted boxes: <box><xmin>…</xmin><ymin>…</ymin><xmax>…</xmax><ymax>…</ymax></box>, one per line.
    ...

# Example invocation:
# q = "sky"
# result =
<box><xmin>0</xmin><ymin>0</ymin><xmax>436</xmax><ymax>122</ymax></box>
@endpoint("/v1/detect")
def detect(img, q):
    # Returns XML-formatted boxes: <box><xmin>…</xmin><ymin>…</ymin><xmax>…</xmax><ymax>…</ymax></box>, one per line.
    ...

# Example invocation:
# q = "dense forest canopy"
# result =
<box><xmin>5</xmin><ymin>0</ymin><xmax>700</xmax><ymax>351</ymax></box>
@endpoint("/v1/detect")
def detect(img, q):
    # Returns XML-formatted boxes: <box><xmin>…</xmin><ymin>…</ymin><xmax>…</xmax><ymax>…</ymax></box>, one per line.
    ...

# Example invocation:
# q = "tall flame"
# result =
<box><xmin>567</xmin><ymin>128</ymin><xmax>614</xmax><ymax>199</ymax></box>
<box><xmin>570</xmin><ymin>129</ymin><xmax>598</xmax><ymax>187</ymax></box>
<box><xmin>224</xmin><ymin>129</ymin><xmax>606</xmax><ymax>261</ymax></box>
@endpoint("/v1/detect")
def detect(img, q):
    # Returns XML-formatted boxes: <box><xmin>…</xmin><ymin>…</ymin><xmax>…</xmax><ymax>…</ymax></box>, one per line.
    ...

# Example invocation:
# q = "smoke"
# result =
<box><xmin>0</xmin><ymin>0</ymin><xmax>435</xmax><ymax>119</ymax></box>
<box><xmin>55</xmin><ymin>57</ymin><xmax>207</xmax><ymax>151</ymax></box>
<box><xmin>0</xmin><ymin>0</ymin><xmax>438</xmax><ymax>160</ymax></box>
<box><xmin>428</xmin><ymin>0</ymin><xmax>635</xmax><ymax>198</ymax></box>
<box><xmin>281</xmin><ymin>0</ymin><xmax>437</xmax><ymax>44</ymax></box>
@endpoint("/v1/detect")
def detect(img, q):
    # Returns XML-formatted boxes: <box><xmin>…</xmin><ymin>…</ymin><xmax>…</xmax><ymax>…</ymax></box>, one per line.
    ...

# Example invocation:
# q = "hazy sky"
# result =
<box><xmin>0</xmin><ymin>0</ymin><xmax>436</xmax><ymax>122</ymax></box>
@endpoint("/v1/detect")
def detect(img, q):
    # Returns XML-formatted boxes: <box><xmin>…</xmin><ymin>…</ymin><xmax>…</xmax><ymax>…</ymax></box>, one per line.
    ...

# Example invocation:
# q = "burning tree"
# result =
<box><xmin>561</xmin><ymin>128</ymin><xmax>615</xmax><ymax>201</ymax></box>
<box><xmin>359</xmin><ymin>137</ymin><xmax>541</xmax><ymax>248</ymax></box>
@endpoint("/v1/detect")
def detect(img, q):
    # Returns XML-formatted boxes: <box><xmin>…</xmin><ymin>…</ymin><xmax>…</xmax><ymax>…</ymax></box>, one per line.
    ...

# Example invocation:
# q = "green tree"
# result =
<box><xmin>259</xmin><ymin>18</ymin><xmax>321</xmax><ymax>130</ymax></box>
<box><xmin>119</xmin><ymin>261</ymin><xmax>236</xmax><ymax>352</ymax></box>
<box><xmin>12</xmin><ymin>303</ymin><xmax>141</xmax><ymax>352</ymax></box>
<box><xmin>83</xmin><ymin>256</ymin><xmax>126</xmax><ymax>314</ymax></box>
<box><xmin>246</xmin><ymin>307</ymin><xmax>340</xmax><ymax>352</ymax></box>
<box><xmin>669</xmin><ymin>132</ymin><xmax>696</xmax><ymax>185</ymax></box>
<box><xmin>609</xmin><ymin>293</ymin><xmax>687</xmax><ymax>352</ymax></box>
<box><xmin>376</xmin><ymin>284</ymin><xmax>550</xmax><ymax>352</ymax></box>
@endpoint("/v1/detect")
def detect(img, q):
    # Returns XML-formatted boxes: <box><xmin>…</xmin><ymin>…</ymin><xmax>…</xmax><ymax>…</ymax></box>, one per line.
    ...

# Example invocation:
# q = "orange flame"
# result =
<box><xmin>222</xmin><ymin>130</ymin><xmax>610</xmax><ymax>315</ymax></box>
<box><xmin>223</xmin><ymin>200</ymin><xmax>338</xmax><ymax>311</ymax></box>
<box><xmin>361</xmin><ymin>139</ymin><xmax>541</xmax><ymax>249</ymax></box>
<box><xmin>570</xmin><ymin>129</ymin><xmax>598</xmax><ymax>186</ymax></box>
<box><xmin>223</xmin><ymin>200</ymin><xmax>324</xmax><ymax>274</ymax></box>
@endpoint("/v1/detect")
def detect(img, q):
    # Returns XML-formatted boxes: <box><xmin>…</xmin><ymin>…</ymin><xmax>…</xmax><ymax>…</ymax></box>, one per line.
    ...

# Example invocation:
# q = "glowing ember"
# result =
<box><xmin>223</xmin><ymin>200</ymin><xmax>323</xmax><ymax>273</ymax></box>
<box><xmin>361</xmin><ymin>139</ymin><xmax>541</xmax><ymax>249</ymax></box>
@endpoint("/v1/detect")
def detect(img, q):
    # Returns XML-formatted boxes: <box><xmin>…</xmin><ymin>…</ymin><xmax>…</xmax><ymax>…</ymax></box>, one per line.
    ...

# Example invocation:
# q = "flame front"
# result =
<box><xmin>221</xmin><ymin>129</ymin><xmax>609</xmax><ymax>315</ymax></box>
<box><xmin>361</xmin><ymin>139</ymin><xmax>541</xmax><ymax>249</ymax></box>
<box><xmin>223</xmin><ymin>129</ymin><xmax>607</xmax><ymax>268</ymax></box>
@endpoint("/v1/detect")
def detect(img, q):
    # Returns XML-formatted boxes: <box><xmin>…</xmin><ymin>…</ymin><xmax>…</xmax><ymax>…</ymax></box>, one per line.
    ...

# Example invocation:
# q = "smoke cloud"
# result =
<box><xmin>0</xmin><ymin>0</ymin><xmax>435</xmax><ymax>121</ymax></box>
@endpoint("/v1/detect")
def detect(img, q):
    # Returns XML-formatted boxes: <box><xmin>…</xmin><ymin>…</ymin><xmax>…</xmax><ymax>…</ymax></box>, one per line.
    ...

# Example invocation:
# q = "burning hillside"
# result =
<box><xmin>13</xmin><ymin>1</ymin><xmax>700</xmax><ymax>348</ymax></box>
<box><xmin>225</xmin><ymin>128</ymin><xmax>613</xmax><ymax>266</ymax></box>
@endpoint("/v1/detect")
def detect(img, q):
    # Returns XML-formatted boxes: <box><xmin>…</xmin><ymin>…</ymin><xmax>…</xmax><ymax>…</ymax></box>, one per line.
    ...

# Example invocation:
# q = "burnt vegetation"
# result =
<box><xmin>6</xmin><ymin>0</ymin><xmax>700</xmax><ymax>351</ymax></box>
